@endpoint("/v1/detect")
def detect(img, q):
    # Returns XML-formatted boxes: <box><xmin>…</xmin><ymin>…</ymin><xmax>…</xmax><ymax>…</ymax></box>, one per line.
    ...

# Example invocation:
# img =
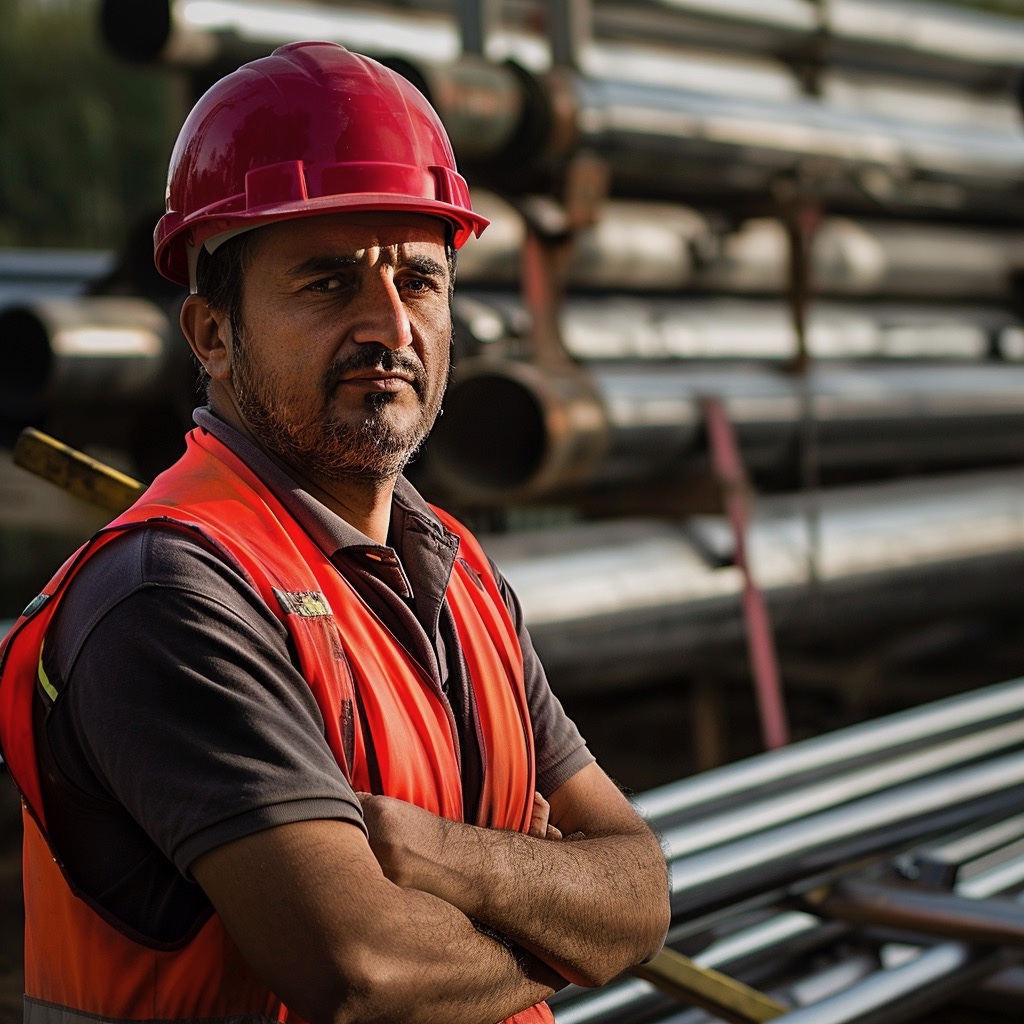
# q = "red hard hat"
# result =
<box><xmin>154</xmin><ymin>41</ymin><xmax>489</xmax><ymax>287</ymax></box>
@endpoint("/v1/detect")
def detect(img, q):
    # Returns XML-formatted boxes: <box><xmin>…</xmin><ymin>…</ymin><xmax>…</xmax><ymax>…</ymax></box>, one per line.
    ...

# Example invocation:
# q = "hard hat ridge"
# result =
<box><xmin>154</xmin><ymin>41</ymin><xmax>489</xmax><ymax>288</ymax></box>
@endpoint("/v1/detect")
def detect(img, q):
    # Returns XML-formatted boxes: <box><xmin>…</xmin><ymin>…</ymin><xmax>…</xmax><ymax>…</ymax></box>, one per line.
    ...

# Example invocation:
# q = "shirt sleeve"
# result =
<box><xmin>42</xmin><ymin>525</ymin><xmax>365</xmax><ymax>883</ymax></box>
<box><xmin>491</xmin><ymin>563</ymin><xmax>595</xmax><ymax>796</ymax></box>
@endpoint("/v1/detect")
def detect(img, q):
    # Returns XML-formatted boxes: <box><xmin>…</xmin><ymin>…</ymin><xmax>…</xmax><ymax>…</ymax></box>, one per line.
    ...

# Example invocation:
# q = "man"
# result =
<box><xmin>0</xmin><ymin>42</ymin><xmax>669</xmax><ymax>1024</ymax></box>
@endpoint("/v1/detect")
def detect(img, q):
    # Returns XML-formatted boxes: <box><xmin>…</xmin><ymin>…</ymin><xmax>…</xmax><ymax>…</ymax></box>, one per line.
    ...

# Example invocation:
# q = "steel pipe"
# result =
<box><xmin>481</xmin><ymin>472</ymin><xmax>1024</xmax><ymax>690</ymax></box>
<box><xmin>556</xmin><ymin>70</ymin><xmax>1024</xmax><ymax>218</ymax></box>
<box><xmin>102</xmin><ymin>0</ymin><xmax>1024</xmax><ymax>90</ymax></box>
<box><xmin>668</xmin><ymin>750</ymin><xmax>1024</xmax><ymax>919</ymax></box>
<box><xmin>458</xmin><ymin>195</ymin><xmax>1024</xmax><ymax>300</ymax></box>
<box><xmin>102</xmin><ymin>4</ymin><xmax>1024</xmax><ymax>220</ymax></box>
<box><xmin>660</xmin><ymin>720</ymin><xmax>1024</xmax><ymax>861</ymax></box>
<box><xmin>0</xmin><ymin>298</ymin><xmax>176</xmax><ymax>418</ymax></box>
<box><xmin>586</xmin><ymin>0</ymin><xmax>1024</xmax><ymax>88</ymax></box>
<box><xmin>634</xmin><ymin>678</ymin><xmax>1024</xmax><ymax>827</ymax></box>
<box><xmin>430</xmin><ymin>353</ymin><xmax>1024</xmax><ymax>500</ymax></box>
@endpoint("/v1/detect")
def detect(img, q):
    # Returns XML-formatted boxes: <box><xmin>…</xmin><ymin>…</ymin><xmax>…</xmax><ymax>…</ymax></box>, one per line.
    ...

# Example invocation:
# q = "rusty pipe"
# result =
<box><xmin>428</xmin><ymin>354</ymin><xmax>1024</xmax><ymax>502</ymax></box>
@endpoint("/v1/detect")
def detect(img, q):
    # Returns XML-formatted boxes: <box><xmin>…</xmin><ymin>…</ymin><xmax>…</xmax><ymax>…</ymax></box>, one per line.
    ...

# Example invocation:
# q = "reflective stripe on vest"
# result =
<box><xmin>0</xmin><ymin>428</ymin><xmax>550</xmax><ymax>1024</ymax></box>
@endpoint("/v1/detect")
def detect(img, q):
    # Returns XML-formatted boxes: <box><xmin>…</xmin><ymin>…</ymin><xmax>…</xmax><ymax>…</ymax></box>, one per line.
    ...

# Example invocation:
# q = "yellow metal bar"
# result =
<box><xmin>632</xmin><ymin>947</ymin><xmax>788</xmax><ymax>1023</ymax></box>
<box><xmin>13</xmin><ymin>427</ymin><xmax>146</xmax><ymax>514</ymax></box>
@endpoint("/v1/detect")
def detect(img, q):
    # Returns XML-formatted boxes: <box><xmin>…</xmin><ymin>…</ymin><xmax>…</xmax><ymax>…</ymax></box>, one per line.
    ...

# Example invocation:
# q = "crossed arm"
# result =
<box><xmin>193</xmin><ymin>762</ymin><xmax>670</xmax><ymax>1024</ymax></box>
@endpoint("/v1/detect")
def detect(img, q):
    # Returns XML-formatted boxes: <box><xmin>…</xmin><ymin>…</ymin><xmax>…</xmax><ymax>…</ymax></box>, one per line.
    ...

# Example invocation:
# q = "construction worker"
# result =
<box><xmin>0</xmin><ymin>42</ymin><xmax>669</xmax><ymax>1024</ymax></box>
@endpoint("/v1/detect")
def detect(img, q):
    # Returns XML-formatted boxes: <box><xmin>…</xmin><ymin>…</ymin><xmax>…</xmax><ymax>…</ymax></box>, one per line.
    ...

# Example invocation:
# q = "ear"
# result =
<box><xmin>180</xmin><ymin>295</ymin><xmax>233</xmax><ymax>380</ymax></box>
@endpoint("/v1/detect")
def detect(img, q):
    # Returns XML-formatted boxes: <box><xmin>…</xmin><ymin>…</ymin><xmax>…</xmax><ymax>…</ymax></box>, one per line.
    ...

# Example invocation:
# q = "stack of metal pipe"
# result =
<box><xmin>551</xmin><ymin>677</ymin><xmax>1024</xmax><ymax>1022</ymax></box>
<box><xmin>8</xmin><ymin>0</ymin><xmax>999</xmax><ymax>508</ymax></box>
<box><xmin>0</xmin><ymin>0</ymin><xmax>1009</xmax><ymax>684</ymax></box>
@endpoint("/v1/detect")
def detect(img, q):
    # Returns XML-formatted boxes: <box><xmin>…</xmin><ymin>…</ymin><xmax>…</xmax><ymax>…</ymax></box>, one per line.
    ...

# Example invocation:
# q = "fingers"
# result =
<box><xmin>529</xmin><ymin>792</ymin><xmax>563</xmax><ymax>840</ymax></box>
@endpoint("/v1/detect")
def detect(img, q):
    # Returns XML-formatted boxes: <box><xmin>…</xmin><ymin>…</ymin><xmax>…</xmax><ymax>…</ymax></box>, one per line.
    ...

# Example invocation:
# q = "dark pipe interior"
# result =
<box><xmin>100</xmin><ymin>0</ymin><xmax>172</xmax><ymax>63</ymax></box>
<box><xmin>0</xmin><ymin>307</ymin><xmax>53</xmax><ymax>412</ymax></box>
<box><xmin>432</xmin><ymin>375</ymin><xmax>546</xmax><ymax>491</ymax></box>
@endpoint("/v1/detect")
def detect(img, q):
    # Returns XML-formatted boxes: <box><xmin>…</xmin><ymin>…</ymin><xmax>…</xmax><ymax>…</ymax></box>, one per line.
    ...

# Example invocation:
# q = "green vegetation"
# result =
<box><xmin>958</xmin><ymin>1</ymin><xmax>1024</xmax><ymax>13</ymax></box>
<box><xmin>0</xmin><ymin>0</ymin><xmax>177</xmax><ymax>250</ymax></box>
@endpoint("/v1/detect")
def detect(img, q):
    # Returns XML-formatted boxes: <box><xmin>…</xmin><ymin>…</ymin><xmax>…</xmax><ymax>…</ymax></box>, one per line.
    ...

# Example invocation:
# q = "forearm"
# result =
<box><xmin>416</xmin><ymin>819</ymin><xmax>667</xmax><ymax>986</ymax></box>
<box><xmin>331</xmin><ymin>880</ymin><xmax>566</xmax><ymax>1024</ymax></box>
<box><xmin>196</xmin><ymin>821</ymin><xmax>566</xmax><ymax>1024</ymax></box>
<box><xmin>364</xmin><ymin>798</ymin><xmax>669</xmax><ymax>988</ymax></box>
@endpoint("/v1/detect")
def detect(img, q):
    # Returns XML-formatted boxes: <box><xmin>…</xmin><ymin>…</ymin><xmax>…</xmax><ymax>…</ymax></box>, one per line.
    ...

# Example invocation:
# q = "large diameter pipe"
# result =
<box><xmin>588</xmin><ymin>0</ymin><xmax>1024</xmax><ymax>87</ymax></box>
<box><xmin>429</xmin><ymin>357</ymin><xmax>611</xmax><ymax>502</ymax></box>
<box><xmin>483</xmin><ymin>470</ymin><xmax>1024</xmax><ymax>691</ymax></box>
<box><xmin>430</xmin><ymin>355</ymin><xmax>1024</xmax><ymax>501</ymax></box>
<box><xmin>0</xmin><ymin>298</ymin><xmax>175</xmax><ymax>418</ymax></box>
<box><xmin>102</xmin><ymin>4</ymin><xmax>1024</xmax><ymax>220</ymax></box>
<box><xmin>459</xmin><ymin>194</ymin><xmax>1024</xmax><ymax>300</ymax></box>
<box><xmin>557</xmin><ymin>71</ymin><xmax>1024</xmax><ymax>218</ymax></box>
<box><xmin>103</xmin><ymin>0</ymin><xmax>1024</xmax><ymax>90</ymax></box>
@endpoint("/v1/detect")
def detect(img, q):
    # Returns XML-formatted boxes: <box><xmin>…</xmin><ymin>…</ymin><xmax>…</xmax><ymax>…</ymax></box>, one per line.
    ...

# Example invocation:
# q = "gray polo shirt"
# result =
<box><xmin>35</xmin><ymin>408</ymin><xmax>592</xmax><ymax>943</ymax></box>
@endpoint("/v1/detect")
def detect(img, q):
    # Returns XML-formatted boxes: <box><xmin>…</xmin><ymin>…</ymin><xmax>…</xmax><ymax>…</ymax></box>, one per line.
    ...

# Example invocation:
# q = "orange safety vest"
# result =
<box><xmin>0</xmin><ymin>429</ymin><xmax>553</xmax><ymax>1024</ymax></box>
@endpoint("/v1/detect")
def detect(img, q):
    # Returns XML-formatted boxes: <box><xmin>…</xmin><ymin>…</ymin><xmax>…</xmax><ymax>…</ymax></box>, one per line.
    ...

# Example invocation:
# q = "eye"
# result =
<box><xmin>398</xmin><ymin>273</ymin><xmax>444</xmax><ymax>297</ymax></box>
<box><xmin>307</xmin><ymin>276</ymin><xmax>344</xmax><ymax>293</ymax></box>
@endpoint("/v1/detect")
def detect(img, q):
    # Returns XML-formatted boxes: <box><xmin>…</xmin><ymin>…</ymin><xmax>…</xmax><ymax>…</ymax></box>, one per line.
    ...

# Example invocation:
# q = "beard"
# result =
<box><xmin>231</xmin><ymin>332</ymin><xmax>449</xmax><ymax>483</ymax></box>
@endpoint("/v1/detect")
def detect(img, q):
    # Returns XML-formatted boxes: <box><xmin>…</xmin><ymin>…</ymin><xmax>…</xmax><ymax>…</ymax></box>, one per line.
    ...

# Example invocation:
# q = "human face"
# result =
<box><xmin>227</xmin><ymin>212</ymin><xmax>453</xmax><ymax>484</ymax></box>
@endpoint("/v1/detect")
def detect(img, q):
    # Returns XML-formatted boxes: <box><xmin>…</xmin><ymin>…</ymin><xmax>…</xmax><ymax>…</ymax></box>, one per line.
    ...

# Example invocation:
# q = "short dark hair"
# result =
<box><xmin>194</xmin><ymin>230</ymin><xmax>260</xmax><ymax>337</ymax></box>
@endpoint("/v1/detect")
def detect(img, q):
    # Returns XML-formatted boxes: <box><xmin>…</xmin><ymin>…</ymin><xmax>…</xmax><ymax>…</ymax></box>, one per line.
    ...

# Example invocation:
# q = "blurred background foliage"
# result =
<box><xmin>0</xmin><ymin>0</ymin><xmax>1021</xmax><ymax>252</ymax></box>
<box><xmin>0</xmin><ymin>0</ymin><xmax>177</xmax><ymax>250</ymax></box>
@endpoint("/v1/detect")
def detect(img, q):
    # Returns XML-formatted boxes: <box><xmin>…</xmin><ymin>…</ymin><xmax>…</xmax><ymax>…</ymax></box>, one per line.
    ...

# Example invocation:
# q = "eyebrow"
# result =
<box><xmin>285</xmin><ymin>252</ymin><xmax>448</xmax><ymax>281</ymax></box>
<box><xmin>285</xmin><ymin>254</ymin><xmax>360</xmax><ymax>280</ymax></box>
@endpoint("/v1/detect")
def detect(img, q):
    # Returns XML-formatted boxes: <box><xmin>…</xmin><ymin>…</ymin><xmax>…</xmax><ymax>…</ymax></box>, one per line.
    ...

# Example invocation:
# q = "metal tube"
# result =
<box><xmin>668</xmin><ymin>750</ymin><xmax>1024</xmax><ymax>918</ymax></box>
<box><xmin>457</xmin><ymin>195</ymin><xmax>1024</xmax><ymax>300</ymax></box>
<box><xmin>560</xmin><ymin>70</ymin><xmax>1024</xmax><ymax>217</ymax></box>
<box><xmin>632</xmin><ymin>678</ymin><xmax>1024</xmax><ymax>826</ymax></box>
<box><xmin>482</xmin><ymin>471</ymin><xmax>1024</xmax><ymax>692</ymax></box>
<box><xmin>0</xmin><ymin>298</ymin><xmax>174</xmax><ymax>417</ymax></box>
<box><xmin>660</xmin><ymin>720</ymin><xmax>1024</xmax><ymax>860</ymax></box>
<box><xmin>430</xmin><ymin>355</ymin><xmax>1024</xmax><ymax>500</ymax></box>
<box><xmin>810</xmin><ymin>877</ymin><xmax>1024</xmax><ymax>947</ymax></box>
<box><xmin>101</xmin><ymin>4</ymin><xmax>1024</xmax><ymax>220</ymax></box>
<box><xmin>103</xmin><ymin>0</ymin><xmax>1024</xmax><ymax>89</ymax></box>
<box><xmin>586</xmin><ymin>0</ymin><xmax>1024</xmax><ymax>90</ymax></box>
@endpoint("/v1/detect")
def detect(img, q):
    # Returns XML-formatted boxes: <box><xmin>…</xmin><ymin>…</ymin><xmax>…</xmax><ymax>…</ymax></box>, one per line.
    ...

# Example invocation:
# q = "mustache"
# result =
<box><xmin>323</xmin><ymin>343</ymin><xmax>427</xmax><ymax>396</ymax></box>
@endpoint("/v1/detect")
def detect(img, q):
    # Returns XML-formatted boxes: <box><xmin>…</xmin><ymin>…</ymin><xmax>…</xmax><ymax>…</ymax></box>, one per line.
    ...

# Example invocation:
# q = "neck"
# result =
<box><xmin>290</xmin><ymin>467</ymin><xmax>398</xmax><ymax>545</ymax></box>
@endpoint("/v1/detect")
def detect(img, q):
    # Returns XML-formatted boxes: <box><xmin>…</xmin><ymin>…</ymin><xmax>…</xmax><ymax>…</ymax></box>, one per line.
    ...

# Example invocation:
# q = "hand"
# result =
<box><xmin>528</xmin><ymin>792</ymin><xmax>562</xmax><ymax>840</ymax></box>
<box><xmin>357</xmin><ymin>792</ymin><xmax>445</xmax><ymax>889</ymax></box>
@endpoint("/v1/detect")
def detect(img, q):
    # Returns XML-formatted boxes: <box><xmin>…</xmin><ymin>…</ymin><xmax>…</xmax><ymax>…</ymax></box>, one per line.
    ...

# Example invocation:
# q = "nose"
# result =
<box><xmin>351</xmin><ymin>270</ymin><xmax>413</xmax><ymax>351</ymax></box>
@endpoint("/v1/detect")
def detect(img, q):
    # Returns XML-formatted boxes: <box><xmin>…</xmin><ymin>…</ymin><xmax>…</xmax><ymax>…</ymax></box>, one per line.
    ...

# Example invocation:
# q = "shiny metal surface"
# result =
<box><xmin>0</xmin><ymin>298</ymin><xmax>173</xmax><ymax>416</ymax></box>
<box><xmin>482</xmin><ymin>471</ymin><xmax>1024</xmax><ymax>689</ymax></box>
<box><xmin>634</xmin><ymin>678</ymin><xmax>1024</xmax><ymax>825</ymax></box>
<box><xmin>433</xmin><ymin>354</ymin><xmax>1024</xmax><ymax>499</ymax></box>
<box><xmin>553</xmin><ymin>678</ymin><xmax>1024</xmax><ymax>1023</ymax></box>
<box><xmin>459</xmin><ymin>195</ymin><xmax>1024</xmax><ymax>299</ymax></box>
<box><xmin>661</xmin><ymin>719</ymin><xmax>1024</xmax><ymax>860</ymax></box>
<box><xmin>104</xmin><ymin>0</ymin><xmax>1024</xmax><ymax>84</ymax></box>
<box><xmin>102</xmin><ymin>3</ymin><xmax>1024</xmax><ymax>220</ymax></box>
<box><xmin>668</xmin><ymin>750</ymin><xmax>1024</xmax><ymax>916</ymax></box>
<box><xmin>564</xmin><ymin>71</ymin><xmax>1024</xmax><ymax>215</ymax></box>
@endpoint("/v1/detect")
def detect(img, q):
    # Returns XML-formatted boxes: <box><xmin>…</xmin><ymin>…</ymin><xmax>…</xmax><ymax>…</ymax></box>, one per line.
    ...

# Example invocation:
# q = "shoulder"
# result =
<box><xmin>48</xmin><ymin>523</ymin><xmax>286</xmax><ymax>681</ymax></box>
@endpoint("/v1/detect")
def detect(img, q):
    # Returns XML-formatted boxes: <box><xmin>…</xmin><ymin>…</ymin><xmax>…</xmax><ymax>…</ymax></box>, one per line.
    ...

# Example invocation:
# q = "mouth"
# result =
<box><xmin>337</xmin><ymin>369</ymin><xmax>416</xmax><ymax>392</ymax></box>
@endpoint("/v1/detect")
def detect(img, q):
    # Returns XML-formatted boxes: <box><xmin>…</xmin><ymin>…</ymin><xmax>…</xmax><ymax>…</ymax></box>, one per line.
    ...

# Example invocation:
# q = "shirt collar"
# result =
<box><xmin>191</xmin><ymin>407</ymin><xmax>454</xmax><ymax>564</ymax></box>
